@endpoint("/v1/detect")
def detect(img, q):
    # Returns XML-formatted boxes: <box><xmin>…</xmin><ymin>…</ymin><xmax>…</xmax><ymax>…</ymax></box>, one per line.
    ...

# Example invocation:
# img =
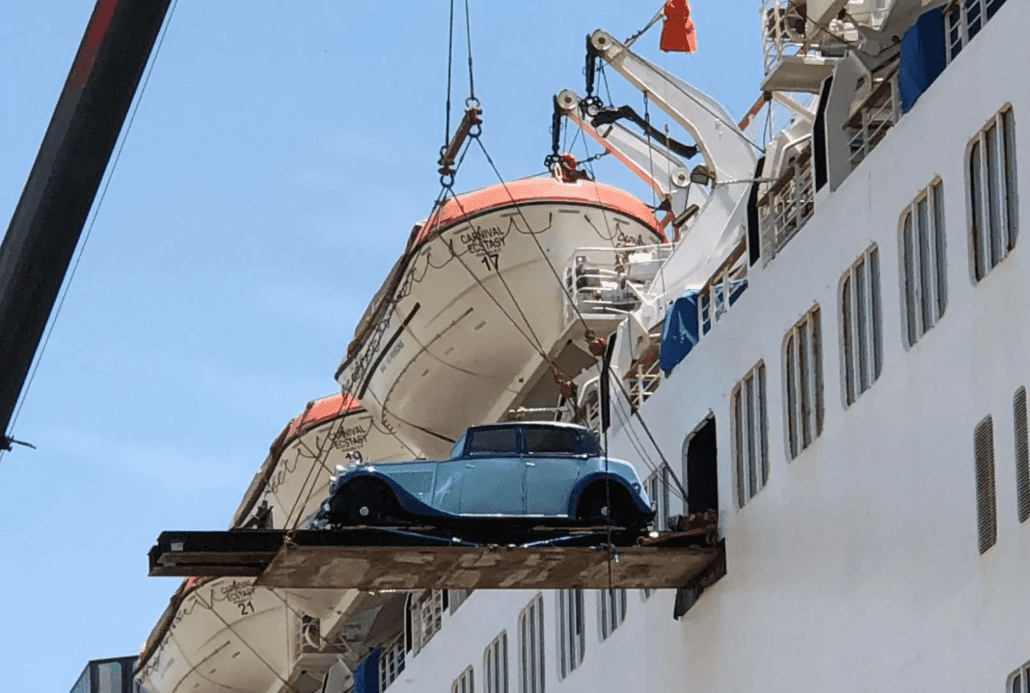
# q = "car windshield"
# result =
<box><xmin>467</xmin><ymin>427</ymin><xmax>519</xmax><ymax>455</ymax></box>
<box><xmin>524</xmin><ymin>426</ymin><xmax>592</xmax><ymax>455</ymax></box>
<box><xmin>449</xmin><ymin>432</ymin><xmax>466</xmax><ymax>459</ymax></box>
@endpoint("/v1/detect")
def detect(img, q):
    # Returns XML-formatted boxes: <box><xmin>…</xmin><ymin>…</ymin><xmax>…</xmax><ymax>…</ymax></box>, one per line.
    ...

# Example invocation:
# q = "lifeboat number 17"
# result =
<box><xmin>481</xmin><ymin>253</ymin><xmax>500</xmax><ymax>271</ymax></box>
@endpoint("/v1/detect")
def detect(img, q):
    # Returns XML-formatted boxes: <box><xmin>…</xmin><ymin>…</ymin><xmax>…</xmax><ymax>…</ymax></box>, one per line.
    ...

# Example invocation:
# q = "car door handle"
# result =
<box><xmin>466</xmin><ymin>463</ymin><xmax>475</xmax><ymax>468</ymax></box>
<box><xmin>525</xmin><ymin>461</ymin><xmax>536</xmax><ymax>467</ymax></box>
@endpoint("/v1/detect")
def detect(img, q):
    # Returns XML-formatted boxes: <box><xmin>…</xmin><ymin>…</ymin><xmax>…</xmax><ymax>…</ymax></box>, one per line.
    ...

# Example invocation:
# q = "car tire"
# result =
<box><xmin>579</xmin><ymin>492</ymin><xmax>630</xmax><ymax>528</ymax></box>
<box><xmin>339</xmin><ymin>478</ymin><xmax>391</xmax><ymax>525</ymax></box>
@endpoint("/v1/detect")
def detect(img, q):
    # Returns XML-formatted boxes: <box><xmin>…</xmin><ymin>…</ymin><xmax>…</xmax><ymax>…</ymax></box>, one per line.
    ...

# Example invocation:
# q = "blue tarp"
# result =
<box><xmin>354</xmin><ymin>648</ymin><xmax>383</xmax><ymax>693</ymax></box>
<box><xmin>659</xmin><ymin>279</ymin><xmax>748</xmax><ymax>375</ymax></box>
<box><xmin>898</xmin><ymin>7</ymin><xmax>946</xmax><ymax>113</ymax></box>
<box><xmin>659</xmin><ymin>290</ymin><xmax>699</xmax><ymax>374</ymax></box>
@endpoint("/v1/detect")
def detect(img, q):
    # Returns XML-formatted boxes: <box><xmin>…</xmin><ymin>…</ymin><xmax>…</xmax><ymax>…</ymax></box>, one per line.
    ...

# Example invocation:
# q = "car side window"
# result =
<box><xmin>467</xmin><ymin>427</ymin><xmax>519</xmax><ymax>456</ymax></box>
<box><xmin>524</xmin><ymin>427</ymin><xmax>581</xmax><ymax>455</ymax></box>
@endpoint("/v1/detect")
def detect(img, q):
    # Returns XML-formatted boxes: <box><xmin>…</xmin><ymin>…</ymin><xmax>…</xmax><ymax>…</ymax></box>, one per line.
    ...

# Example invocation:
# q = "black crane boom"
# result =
<box><xmin>0</xmin><ymin>0</ymin><xmax>172</xmax><ymax>449</ymax></box>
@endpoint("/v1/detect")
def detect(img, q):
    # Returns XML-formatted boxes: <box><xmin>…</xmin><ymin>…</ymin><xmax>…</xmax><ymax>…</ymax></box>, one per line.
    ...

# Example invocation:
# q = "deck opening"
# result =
<box><xmin>683</xmin><ymin>416</ymin><xmax>719</xmax><ymax>516</ymax></box>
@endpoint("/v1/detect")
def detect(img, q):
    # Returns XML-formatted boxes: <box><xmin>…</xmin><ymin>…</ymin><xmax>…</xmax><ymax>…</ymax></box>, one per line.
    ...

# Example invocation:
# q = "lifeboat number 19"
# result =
<box><xmin>481</xmin><ymin>253</ymin><xmax>500</xmax><ymax>271</ymax></box>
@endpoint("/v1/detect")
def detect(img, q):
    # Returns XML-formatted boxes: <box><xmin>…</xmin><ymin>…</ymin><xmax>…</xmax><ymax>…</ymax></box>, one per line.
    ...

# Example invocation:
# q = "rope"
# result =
<box><xmin>623</xmin><ymin>7</ymin><xmax>665</xmax><ymax>48</ymax></box>
<box><xmin>0</xmin><ymin>0</ymin><xmax>181</xmax><ymax>467</ymax></box>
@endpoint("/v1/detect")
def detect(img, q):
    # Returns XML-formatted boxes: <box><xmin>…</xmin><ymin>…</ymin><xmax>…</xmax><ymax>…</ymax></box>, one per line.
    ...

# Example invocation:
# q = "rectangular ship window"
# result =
<box><xmin>733</xmin><ymin>362</ymin><xmax>769</xmax><ymax>505</ymax></box>
<box><xmin>900</xmin><ymin>181</ymin><xmax>947</xmax><ymax>346</ymax></box>
<box><xmin>518</xmin><ymin>595</ymin><xmax>544</xmax><ymax>693</ymax></box>
<box><xmin>451</xmin><ymin>666</ymin><xmax>474</xmax><ymax>693</ymax></box>
<box><xmin>841</xmin><ymin>245</ymin><xmax>883</xmax><ymax>404</ymax></box>
<box><xmin>1006</xmin><ymin>660</ymin><xmax>1030</xmax><ymax>693</ymax></box>
<box><xmin>969</xmin><ymin>106</ymin><xmax>1018</xmax><ymax>281</ymax></box>
<box><xmin>484</xmin><ymin>632</ymin><xmax>508</xmax><ymax>693</ymax></box>
<box><xmin>555</xmin><ymin>589</ymin><xmax>585</xmax><ymax>680</ymax></box>
<box><xmin>783</xmin><ymin>306</ymin><xmax>823</xmax><ymax>458</ymax></box>
<box><xmin>974</xmin><ymin>415</ymin><xmax>998</xmax><ymax>554</ymax></box>
<box><xmin>596</xmin><ymin>589</ymin><xmax>627</xmax><ymax>641</ymax></box>
<box><xmin>1015</xmin><ymin>388</ymin><xmax>1030</xmax><ymax>523</ymax></box>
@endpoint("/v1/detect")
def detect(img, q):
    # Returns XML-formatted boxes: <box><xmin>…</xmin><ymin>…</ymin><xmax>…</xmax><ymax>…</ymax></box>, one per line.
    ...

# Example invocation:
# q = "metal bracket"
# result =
<box><xmin>438</xmin><ymin>105</ymin><xmax>484</xmax><ymax>178</ymax></box>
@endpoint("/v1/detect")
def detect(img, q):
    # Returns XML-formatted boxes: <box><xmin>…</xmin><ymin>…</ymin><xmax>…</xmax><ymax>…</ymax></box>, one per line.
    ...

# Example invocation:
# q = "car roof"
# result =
<box><xmin>467</xmin><ymin>421</ymin><xmax>591</xmax><ymax>432</ymax></box>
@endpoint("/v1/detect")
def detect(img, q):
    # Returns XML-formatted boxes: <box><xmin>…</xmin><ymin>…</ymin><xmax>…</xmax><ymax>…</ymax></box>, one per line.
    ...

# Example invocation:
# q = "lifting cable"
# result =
<box><xmin>440</xmin><ymin>184</ymin><xmax>569</xmax><ymax>375</ymax></box>
<box><xmin>599</xmin><ymin>344</ymin><xmax>615</xmax><ymax>593</ymax></box>
<box><xmin>610</xmin><ymin>372</ymin><xmax>689</xmax><ymax>505</ymax></box>
<box><xmin>607</xmin><ymin>383</ymin><xmax>687</xmax><ymax>505</ymax></box>
<box><xmin>473</xmin><ymin>137</ymin><xmax>596</xmax><ymax>337</ymax></box>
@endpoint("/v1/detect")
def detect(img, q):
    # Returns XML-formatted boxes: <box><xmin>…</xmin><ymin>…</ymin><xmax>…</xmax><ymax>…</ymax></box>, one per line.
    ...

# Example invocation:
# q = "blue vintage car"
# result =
<box><xmin>314</xmin><ymin>422</ymin><xmax>654</xmax><ymax>529</ymax></box>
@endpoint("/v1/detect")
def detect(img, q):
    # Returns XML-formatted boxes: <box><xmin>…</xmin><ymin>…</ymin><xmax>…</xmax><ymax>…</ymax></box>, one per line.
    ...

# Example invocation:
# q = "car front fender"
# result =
<box><xmin>335</xmin><ymin>469</ymin><xmax>456</xmax><ymax>521</ymax></box>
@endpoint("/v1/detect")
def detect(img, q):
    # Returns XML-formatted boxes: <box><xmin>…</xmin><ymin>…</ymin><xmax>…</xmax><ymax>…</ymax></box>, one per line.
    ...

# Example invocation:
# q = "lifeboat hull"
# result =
<box><xmin>136</xmin><ymin>578</ymin><xmax>295</xmax><ymax>693</ymax></box>
<box><xmin>337</xmin><ymin>178</ymin><xmax>663</xmax><ymax>458</ymax></box>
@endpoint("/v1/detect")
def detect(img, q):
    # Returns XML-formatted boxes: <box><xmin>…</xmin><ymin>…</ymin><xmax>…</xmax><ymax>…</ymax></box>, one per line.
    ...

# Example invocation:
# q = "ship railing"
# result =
<box><xmin>758</xmin><ymin>146</ymin><xmax>814</xmax><ymax>261</ymax></box>
<box><xmin>378</xmin><ymin>637</ymin><xmax>406</xmax><ymax>692</ymax></box>
<box><xmin>846</xmin><ymin>67</ymin><xmax>900</xmax><ymax>169</ymax></box>
<box><xmin>625</xmin><ymin>344</ymin><xmax>662</xmax><ymax>411</ymax></box>
<box><xmin>945</xmin><ymin>0</ymin><xmax>1008</xmax><ymax>63</ymax></box>
<box><xmin>507</xmin><ymin>403</ymin><xmax>578</xmax><ymax>423</ymax></box>
<box><xmin>582</xmin><ymin>385</ymin><xmax>602</xmax><ymax>435</ymax></box>
<box><xmin>698</xmin><ymin>239</ymin><xmax>748</xmax><ymax>336</ymax></box>
<box><xmin>760</xmin><ymin>0</ymin><xmax>810</xmax><ymax>75</ymax></box>
<box><xmin>563</xmin><ymin>244</ymin><xmax>673</xmax><ymax>323</ymax></box>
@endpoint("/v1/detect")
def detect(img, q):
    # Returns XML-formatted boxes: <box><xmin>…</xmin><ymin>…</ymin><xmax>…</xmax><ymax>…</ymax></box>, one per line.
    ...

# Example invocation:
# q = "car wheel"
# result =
<box><xmin>580</xmin><ymin>495</ymin><xmax>626</xmax><ymax>527</ymax></box>
<box><xmin>340</xmin><ymin>478</ymin><xmax>390</xmax><ymax>525</ymax></box>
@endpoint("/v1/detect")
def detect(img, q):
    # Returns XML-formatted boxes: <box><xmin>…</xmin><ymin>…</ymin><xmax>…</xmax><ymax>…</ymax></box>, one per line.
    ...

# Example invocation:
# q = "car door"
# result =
<box><xmin>458</xmin><ymin>426</ymin><xmax>525</xmax><ymax>515</ymax></box>
<box><xmin>523</xmin><ymin>426</ymin><xmax>584</xmax><ymax>516</ymax></box>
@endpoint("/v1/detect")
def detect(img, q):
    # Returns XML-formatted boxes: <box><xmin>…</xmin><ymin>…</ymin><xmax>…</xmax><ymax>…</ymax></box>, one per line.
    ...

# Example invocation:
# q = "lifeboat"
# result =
<box><xmin>231</xmin><ymin>392</ymin><xmax>415</xmax><ymax>530</ymax></box>
<box><xmin>336</xmin><ymin>175</ymin><xmax>665</xmax><ymax>458</ymax></box>
<box><xmin>137</xmin><ymin>394</ymin><xmax>412</xmax><ymax>693</ymax></box>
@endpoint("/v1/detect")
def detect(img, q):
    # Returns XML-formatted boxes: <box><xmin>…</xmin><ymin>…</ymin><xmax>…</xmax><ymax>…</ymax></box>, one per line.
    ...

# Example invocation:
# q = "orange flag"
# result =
<box><xmin>660</xmin><ymin>0</ymin><xmax>697</xmax><ymax>52</ymax></box>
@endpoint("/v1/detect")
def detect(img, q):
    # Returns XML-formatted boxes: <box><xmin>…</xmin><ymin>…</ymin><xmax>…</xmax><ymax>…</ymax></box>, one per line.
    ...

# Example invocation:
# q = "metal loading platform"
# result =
<box><xmin>149</xmin><ymin>528</ymin><xmax>725</xmax><ymax>591</ymax></box>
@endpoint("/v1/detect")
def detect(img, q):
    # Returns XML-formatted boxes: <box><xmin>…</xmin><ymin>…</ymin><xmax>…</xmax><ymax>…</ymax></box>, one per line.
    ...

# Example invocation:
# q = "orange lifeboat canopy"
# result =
<box><xmin>268</xmin><ymin>393</ymin><xmax>361</xmax><ymax>459</ymax></box>
<box><xmin>415</xmin><ymin>177</ymin><xmax>666</xmax><ymax>247</ymax></box>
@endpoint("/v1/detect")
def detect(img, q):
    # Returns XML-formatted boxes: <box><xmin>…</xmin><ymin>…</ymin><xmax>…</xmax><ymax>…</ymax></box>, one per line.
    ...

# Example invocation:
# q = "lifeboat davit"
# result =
<box><xmin>137</xmin><ymin>394</ymin><xmax>412</xmax><ymax>693</ymax></box>
<box><xmin>336</xmin><ymin>175</ymin><xmax>665</xmax><ymax>458</ymax></box>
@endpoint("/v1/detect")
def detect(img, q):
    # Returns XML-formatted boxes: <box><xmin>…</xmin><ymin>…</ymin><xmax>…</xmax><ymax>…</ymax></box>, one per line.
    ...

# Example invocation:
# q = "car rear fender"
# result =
<box><xmin>566</xmin><ymin>472</ymin><xmax>652</xmax><ymax>516</ymax></box>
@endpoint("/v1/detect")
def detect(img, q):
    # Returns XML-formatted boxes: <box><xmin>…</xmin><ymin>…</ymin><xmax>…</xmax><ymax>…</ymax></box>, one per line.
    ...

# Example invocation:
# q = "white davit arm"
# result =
<box><xmin>589</xmin><ymin>30</ymin><xmax>758</xmax><ymax>304</ymax></box>
<box><xmin>555</xmin><ymin>88</ymin><xmax>691</xmax><ymax>202</ymax></box>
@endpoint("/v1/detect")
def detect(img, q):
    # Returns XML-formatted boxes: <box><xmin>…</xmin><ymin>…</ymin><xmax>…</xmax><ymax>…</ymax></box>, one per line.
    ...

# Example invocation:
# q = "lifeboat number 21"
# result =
<box><xmin>481</xmin><ymin>253</ymin><xmax>500</xmax><ymax>271</ymax></box>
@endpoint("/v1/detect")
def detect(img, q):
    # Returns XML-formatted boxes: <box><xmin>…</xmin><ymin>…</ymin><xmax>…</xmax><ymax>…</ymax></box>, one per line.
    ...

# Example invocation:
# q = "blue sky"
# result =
<box><xmin>0</xmin><ymin>2</ymin><xmax>759</xmax><ymax>689</ymax></box>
